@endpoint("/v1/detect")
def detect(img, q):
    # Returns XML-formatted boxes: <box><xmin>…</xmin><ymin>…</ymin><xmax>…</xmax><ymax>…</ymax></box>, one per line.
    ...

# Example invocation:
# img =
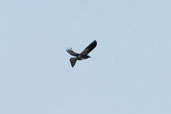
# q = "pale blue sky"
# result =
<box><xmin>0</xmin><ymin>0</ymin><xmax>171</xmax><ymax>114</ymax></box>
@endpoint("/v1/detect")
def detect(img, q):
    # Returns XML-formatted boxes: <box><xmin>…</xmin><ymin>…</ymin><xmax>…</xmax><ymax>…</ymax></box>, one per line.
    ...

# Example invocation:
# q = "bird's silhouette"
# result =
<box><xmin>66</xmin><ymin>40</ymin><xmax>97</xmax><ymax>67</ymax></box>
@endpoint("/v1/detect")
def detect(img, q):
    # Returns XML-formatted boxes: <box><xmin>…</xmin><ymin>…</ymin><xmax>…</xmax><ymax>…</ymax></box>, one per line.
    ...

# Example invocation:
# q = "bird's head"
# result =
<box><xmin>87</xmin><ymin>55</ymin><xmax>91</xmax><ymax>58</ymax></box>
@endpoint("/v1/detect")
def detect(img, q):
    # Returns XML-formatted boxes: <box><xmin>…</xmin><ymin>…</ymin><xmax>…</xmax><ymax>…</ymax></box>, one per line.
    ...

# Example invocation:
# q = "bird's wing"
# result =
<box><xmin>66</xmin><ymin>48</ymin><xmax>79</xmax><ymax>56</ymax></box>
<box><xmin>70</xmin><ymin>57</ymin><xmax>77</xmax><ymax>67</ymax></box>
<box><xmin>80</xmin><ymin>40</ymin><xmax>97</xmax><ymax>56</ymax></box>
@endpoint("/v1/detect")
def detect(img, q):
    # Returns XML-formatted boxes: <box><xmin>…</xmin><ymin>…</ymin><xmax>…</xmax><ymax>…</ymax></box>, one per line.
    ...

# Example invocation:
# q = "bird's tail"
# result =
<box><xmin>70</xmin><ymin>57</ymin><xmax>77</xmax><ymax>67</ymax></box>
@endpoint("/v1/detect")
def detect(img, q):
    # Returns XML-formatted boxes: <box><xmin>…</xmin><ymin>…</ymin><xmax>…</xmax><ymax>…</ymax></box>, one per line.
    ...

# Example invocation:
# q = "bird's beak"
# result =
<box><xmin>89</xmin><ymin>56</ymin><xmax>91</xmax><ymax>58</ymax></box>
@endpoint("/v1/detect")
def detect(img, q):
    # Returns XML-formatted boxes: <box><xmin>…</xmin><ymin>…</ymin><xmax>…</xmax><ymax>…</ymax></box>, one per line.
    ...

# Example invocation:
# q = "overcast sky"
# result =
<box><xmin>0</xmin><ymin>0</ymin><xmax>171</xmax><ymax>114</ymax></box>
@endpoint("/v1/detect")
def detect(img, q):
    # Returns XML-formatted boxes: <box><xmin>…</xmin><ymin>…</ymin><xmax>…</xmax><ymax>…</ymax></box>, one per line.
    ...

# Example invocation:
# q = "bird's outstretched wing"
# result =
<box><xmin>70</xmin><ymin>57</ymin><xmax>77</xmax><ymax>67</ymax></box>
<box><xmin>66</xmin><ymin>48</ymin><xmax>79</xmax><ymax>56</ymax></box>
<box><xmin>80</xmin><ymin>40</ymin><xmax>97</xmax><ymax>56</ymax></box>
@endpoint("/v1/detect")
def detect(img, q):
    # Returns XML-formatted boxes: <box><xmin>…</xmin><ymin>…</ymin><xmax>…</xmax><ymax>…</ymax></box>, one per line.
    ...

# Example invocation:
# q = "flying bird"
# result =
<box><xmin>66</xmin><ymin>40</ymin><xmax>97</xmax><ymax>67</ymax></box>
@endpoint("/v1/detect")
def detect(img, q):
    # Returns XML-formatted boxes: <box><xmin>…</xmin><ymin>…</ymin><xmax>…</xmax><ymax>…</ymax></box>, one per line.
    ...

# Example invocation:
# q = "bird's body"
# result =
<box><xmin>77</xmin><ymin>54</ymin><xmax>90</xmax><ymax>60</ymax></box>
<box><xmin>66</xmin><ymin>40</ymin><xmax>97</xmax><ymax>67</ymax></box>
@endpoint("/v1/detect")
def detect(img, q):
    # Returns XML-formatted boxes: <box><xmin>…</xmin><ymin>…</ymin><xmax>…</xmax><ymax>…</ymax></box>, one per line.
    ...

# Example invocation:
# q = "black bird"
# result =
<box><xmin>66</xmin><ymin>40</ymin><xmax>97</xmax><ymax>67</ymax></box>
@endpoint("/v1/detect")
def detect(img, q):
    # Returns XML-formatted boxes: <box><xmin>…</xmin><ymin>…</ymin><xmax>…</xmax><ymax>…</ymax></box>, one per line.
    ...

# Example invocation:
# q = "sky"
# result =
<box><xmin>0</xmin><ymin>0</ymin><xmax>171</xmax><ymax>114</ymax></box>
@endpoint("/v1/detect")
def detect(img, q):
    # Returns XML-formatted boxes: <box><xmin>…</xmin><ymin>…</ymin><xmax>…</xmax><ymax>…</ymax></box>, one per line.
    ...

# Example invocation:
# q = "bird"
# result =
<box><xmin>66</xmin><ymin>40</ymin><xmax>97</xmax><ymax>67</ymax></box>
